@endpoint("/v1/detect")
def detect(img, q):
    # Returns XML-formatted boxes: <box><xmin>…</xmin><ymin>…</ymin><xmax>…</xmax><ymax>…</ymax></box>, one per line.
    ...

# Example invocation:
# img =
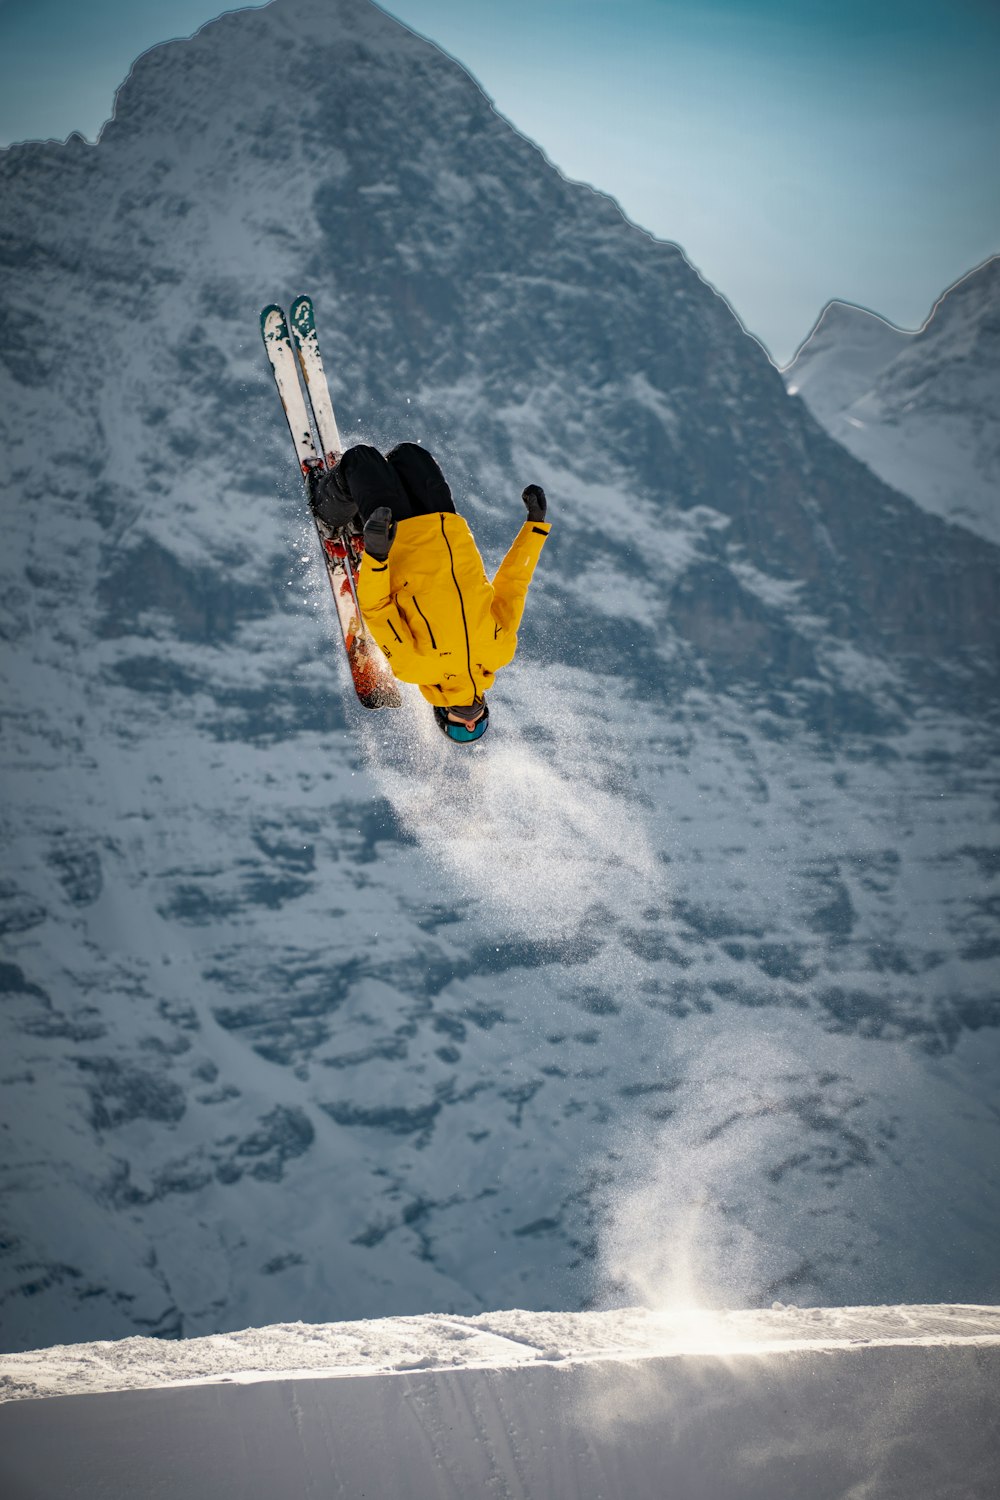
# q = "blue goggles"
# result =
<box><xmin>436</xmin><ymin>703</ymin><xmax>490</xmax><ymax>743</ymax></box>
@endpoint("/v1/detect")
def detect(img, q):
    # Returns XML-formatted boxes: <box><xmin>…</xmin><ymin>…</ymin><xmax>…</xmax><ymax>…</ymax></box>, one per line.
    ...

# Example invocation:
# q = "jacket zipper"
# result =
<box><xmin>439</xmin><ymin>514</ymin><xmax>476</xmax><ymax>701</ymax></box>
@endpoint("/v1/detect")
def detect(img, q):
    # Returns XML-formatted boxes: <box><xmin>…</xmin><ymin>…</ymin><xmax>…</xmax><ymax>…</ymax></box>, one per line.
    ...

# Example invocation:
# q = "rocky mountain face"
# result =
<box><xmin>784</xmin><ymin>257</ymin><xmax>1000</xmax><ymax>543</ymax></box>
<box><xmin>1</xmin><ymin>0</ymin><xmax>998</xmax><ymax>1353</ymax></box>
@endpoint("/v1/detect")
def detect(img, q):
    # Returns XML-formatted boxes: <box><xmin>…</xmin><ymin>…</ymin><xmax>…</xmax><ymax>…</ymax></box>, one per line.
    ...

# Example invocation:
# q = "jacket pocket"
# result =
<box><xmin>409</xmin><ymin>594</ymin><xmax>437</xmax><ymax>650</ymax></box>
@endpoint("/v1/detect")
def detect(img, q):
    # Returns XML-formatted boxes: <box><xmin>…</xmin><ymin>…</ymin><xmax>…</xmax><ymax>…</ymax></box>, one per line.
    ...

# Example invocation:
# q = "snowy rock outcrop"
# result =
<box><xmin>784</xmin><ymin>257</ymin><xmax>1000</xmax><ymax>542</ymax></box>
<box><xmin>1</xmin><ymin>0</ymin><xmax>998</xmax><ymax>1353</ymax></box>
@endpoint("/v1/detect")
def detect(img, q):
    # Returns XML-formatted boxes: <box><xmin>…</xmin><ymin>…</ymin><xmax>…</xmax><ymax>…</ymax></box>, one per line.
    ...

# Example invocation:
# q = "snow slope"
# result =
<box><xmin>784</xmin><ymin>257</ymin><xmax>1000</xmax><ymax>542</ymax></box>
<box><xmin>1</xmin><ymin>0</ymin><xmax>999</xmax><ymax>1353</ymax></box>
<box><xmin>2</xmin><ymin>1306</ymin><xmax>998</xmax><ymax>1499</ymax></box>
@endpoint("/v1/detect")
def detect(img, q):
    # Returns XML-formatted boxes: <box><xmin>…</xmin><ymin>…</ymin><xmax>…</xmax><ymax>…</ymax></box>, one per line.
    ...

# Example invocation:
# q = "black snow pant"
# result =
<box><xmin>337</xmin><ymin>443</ymin><xmax>456</xmax><ymax>526</ymax></box>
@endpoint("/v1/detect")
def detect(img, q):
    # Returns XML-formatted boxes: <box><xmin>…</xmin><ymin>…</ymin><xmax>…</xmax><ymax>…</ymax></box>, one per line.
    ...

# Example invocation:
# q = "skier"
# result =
<box><xmin>309</xmin><ymin>443</ymin><xmax>550</xmax><ymax>742</ymax></box>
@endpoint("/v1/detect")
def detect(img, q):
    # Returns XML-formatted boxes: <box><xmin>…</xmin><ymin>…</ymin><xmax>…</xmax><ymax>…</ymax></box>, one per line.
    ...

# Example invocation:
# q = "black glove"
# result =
<box><xmin>522</xmin><ymin>484</ymin><xmax>547</xmax><ymax>522</ymax></box>
<box><xmin>363</xmin><ymin>506</ymin><xmax>397</xmax><ymax>562</ymax></box>
<box><xmin>309</xmin><ymin>464</ymin><xmax>358</xmax><ymax>529</ymax></box>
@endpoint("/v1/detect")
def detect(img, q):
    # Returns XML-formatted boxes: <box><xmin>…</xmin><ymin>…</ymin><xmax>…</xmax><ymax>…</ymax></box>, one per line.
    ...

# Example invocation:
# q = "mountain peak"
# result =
<box><xmin>785</xmin><ymin>255</ymin><xmax>1000</xmax><ymax>540</ymax></box>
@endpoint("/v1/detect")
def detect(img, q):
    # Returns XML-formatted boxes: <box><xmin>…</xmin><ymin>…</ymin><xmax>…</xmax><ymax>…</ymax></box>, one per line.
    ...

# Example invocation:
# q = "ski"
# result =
<box><xmin>261</xmin><ymin>304</ymin><xmax>320</xmax><ymax>470</ymax></box>
<box><xmin>260</xmin><ymin>302</ymin><xmax>401</xmax><ymax>710</ymax></box>
<box><xmin>289</xmin><ymin>294</ymin><xmax>342</xmax><ymax>466</ymax></box>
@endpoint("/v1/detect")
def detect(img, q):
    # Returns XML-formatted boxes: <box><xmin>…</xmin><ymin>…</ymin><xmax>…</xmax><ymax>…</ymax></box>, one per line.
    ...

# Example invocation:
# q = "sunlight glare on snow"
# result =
<box><xmin>598</xmin><ymin>1020</ymin><xmax>828</xmax><ymax>1316</ymax></box>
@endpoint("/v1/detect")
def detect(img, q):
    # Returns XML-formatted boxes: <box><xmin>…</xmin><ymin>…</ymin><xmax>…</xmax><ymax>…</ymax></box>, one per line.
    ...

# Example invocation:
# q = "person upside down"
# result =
<box><xmin>310</xmin><ymin>444</ymin><xmax>550</xmax><ymax>743</ymax></box>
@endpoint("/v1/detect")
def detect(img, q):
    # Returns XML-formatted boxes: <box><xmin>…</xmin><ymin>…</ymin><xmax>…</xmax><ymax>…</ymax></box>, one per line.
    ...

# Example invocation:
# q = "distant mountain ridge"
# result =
<box><xmin>1</xmin><ymin>0</ymin><xmax>998</xmax><ymax>1354</ymax></box>
<box><xmin>784</xmin><ymin>256</ymin><xmax>1000</xmax><ymax>543</ymax></box>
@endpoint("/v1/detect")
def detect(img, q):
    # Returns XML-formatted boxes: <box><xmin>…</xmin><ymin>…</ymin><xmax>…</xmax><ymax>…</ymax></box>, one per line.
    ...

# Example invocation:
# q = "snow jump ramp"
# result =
<box><xmin>2</xmin><ymin>1305</ymin><xmax>998</xmax><ymax>1499</ymax></box>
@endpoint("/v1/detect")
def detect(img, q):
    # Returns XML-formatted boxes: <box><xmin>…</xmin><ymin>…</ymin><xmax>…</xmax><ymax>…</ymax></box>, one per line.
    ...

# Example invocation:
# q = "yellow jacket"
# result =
<box><xmin>356</xmin><ymin>513</ymin><xmax>551</xmax><ymax>707</ymax></box>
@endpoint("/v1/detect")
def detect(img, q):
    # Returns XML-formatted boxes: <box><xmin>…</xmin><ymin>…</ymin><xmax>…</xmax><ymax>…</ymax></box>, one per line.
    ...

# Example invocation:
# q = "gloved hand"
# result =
<box><xmin>363</xmin><ymin>506</ymin><xmax>397</xmax><ymax>562</ymax></box>
<box><xmin>522</xmin><ymin>484</ymin><xmax>547</xmax><ymax>522</ymax></box>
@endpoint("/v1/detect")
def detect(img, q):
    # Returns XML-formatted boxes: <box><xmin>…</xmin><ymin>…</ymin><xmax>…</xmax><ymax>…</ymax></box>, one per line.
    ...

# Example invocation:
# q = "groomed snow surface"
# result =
<box><xmin>2</xmin><ymin>1304</ymin><xmax>998</xmax><ymax>1498</ymax></box>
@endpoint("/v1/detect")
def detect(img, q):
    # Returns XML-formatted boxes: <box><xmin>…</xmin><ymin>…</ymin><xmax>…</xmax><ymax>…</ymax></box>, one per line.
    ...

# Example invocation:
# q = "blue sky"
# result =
<box><xmin>1</xmin><ymin>0</ymin><xmax>997</xmax><ymax>363</ymax></box>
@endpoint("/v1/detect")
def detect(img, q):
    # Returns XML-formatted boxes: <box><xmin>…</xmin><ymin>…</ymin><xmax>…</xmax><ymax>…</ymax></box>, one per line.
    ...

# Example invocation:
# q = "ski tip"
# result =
<box><xmin>289</xmin><ymin>293</ymin><xmax>315</xmax><ymax>329</ymax></box>
<box><xmin>260</xmin><ymin>304</ymin><xmax>289</xmax><ymax>336</ymax></box>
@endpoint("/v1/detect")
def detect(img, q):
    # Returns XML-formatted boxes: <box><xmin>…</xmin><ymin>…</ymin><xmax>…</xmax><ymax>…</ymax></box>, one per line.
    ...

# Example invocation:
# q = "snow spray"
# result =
<box><xmin>359</xmin><ymin>662</ymin><xmax>662</xmax><ymax>947</ymax></box>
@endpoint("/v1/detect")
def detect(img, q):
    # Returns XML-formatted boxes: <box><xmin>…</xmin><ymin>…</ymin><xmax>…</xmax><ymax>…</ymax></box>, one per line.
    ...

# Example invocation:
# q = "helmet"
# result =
<box><xmin>433</xmin><ymin>700</ymin><xmax>490</xmax><ymax>744</ymax></box>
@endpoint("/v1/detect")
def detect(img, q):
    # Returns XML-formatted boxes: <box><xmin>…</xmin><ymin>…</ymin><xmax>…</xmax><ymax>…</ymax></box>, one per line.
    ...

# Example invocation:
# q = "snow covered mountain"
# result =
<box><xmin>1</xmin><ymin>0</ymin><xmax>998</xmax><ymax>1354</ymax></box>
<box><xmin>784</xmin><ymin>257</ymin><xmax>1000</xmax><ymax>542</ymax></box>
